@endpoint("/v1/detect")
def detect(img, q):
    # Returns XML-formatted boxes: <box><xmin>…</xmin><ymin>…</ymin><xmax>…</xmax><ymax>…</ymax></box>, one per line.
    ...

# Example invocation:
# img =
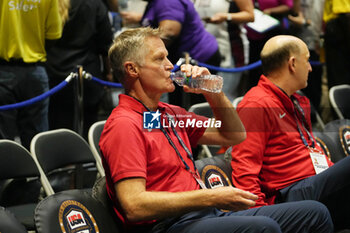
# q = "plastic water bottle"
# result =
<box><xmin>170</xmin><ymin>71</ymin><xmax>223</xmax><ymax>93</ymax></box>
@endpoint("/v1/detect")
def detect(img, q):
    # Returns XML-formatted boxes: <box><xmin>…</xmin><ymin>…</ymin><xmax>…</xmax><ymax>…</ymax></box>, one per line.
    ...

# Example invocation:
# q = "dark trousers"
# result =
<box><xmin>150</xmin><ymin>201</ymin><xmax>332</xmax><ymax>233</ymax></box>
<box><xmin>277</xmin><ymin>156</ymin><xmax>350</xmax><ymax>231</ymax></box>
<box><xmin>0</xmin><ymin>64</ymin><xmax>49</xmax><ymax>149</ymax></box>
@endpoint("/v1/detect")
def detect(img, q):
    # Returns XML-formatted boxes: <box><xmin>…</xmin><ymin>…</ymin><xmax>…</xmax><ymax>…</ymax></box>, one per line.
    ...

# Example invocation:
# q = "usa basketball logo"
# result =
<box><xmin>58</xmin><ymin>200</ymin><xmax>99</xmax><ymax>233</ymax></box>
<box><xmin>201</xmin><ymin>165</ymin><xmax>231</xmax><ymax>189</ymax></box>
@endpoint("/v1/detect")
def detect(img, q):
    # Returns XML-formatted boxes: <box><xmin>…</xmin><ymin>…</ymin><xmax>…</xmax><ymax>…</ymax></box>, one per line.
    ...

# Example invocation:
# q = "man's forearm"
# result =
<box><xmin>120</xmin><ymin>189</ymin><xmax>215</xmax><ymax>222</ymax></box>
<box><xmin>203</xmin><ymin>92</ymin><xmax>246</xmax><ymax>145</ymax></box>
<box><xmin>116</xmin><ymin>178</ymin><xmax>257</xmax><ymax>222</ymax></box>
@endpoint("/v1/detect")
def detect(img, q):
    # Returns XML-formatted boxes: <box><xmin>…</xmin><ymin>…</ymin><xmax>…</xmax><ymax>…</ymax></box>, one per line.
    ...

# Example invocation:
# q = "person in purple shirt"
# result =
<box><xmin>141</xmin><ymin>0</ymin><xmax>221</xmax><ymax>107</ymax></box>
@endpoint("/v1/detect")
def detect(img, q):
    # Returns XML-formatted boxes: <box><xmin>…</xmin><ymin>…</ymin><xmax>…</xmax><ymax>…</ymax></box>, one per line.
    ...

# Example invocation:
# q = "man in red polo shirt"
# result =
<box><xmin>99</xmin><ymin>27</ymin><xmax>333</xmax><ymax>233</ymax></box>
<box><xmin>231</xmin><ymin>35</ymin><xmax>350</xmax><ymax>231</ymax></box>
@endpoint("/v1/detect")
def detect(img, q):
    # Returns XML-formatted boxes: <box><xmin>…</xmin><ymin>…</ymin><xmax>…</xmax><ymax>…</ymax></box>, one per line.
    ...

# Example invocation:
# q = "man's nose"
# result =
<box><xmin>165</xmin><ymin>58</ymin><xmax>174</xmax><ymax>70</ymax></box>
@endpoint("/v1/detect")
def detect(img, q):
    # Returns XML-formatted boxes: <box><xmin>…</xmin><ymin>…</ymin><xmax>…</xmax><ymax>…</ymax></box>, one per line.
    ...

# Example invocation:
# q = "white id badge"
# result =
<box><xmin>310</xmin><ymin>151</ymin><xmax>329</xmax><ymax>174</ymax></box>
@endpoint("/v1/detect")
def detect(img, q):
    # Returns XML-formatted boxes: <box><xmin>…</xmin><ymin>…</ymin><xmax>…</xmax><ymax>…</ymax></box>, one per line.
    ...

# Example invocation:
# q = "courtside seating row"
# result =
<box><xmin>0</xmin><ymin>121</ymin><xmax>232</xmax><ymax>232</ymax></box>
<box><xmin>2</xmin><ymin>117</ymin><xmax>349</xmax><ymax>232</ymax></box>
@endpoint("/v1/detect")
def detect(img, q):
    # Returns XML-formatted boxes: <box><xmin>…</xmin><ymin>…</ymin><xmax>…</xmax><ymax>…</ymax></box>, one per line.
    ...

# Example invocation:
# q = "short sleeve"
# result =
<box><xmin>45</xmin><ymin>0</ymin><xmax>62</xmax><ymax>40</ymax></box>
<box><xmin>154</xmin><ymin>0</ymin><xmax>186</xmax><ymax>23</ymax></box>
<box><xmin>100</xmin><ymin>117</ymin><xmax>148</xmax><ymax>184</ymax></box>
<box><xmin>279</xmin><ymin>0</ymin><xmax>294</xmax><ymax>8</ymax></box>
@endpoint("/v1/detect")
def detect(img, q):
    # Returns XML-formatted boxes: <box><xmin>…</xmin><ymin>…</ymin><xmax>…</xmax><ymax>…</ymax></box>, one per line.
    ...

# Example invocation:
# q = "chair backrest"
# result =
<box><xmin>232</xmin><ymin>96</ymin><xmax>244</xmax><ymax>109</ymax></box>
<box><xmin>0</xmin><ymin>140</ymin><xmax>42</xmax><ymax>204</ymax></box>
<box><xmin>323</xmin><ymin>119</ymin><xmax>350</xmax><ymax>161</ymax></box>
<box><xmin>329</xmin><ymin>84</ymin><xmax>350</xmax><ymax>119</ymax></box>
<box><xmin>0</xmin><ymin>206</ymin><xmax>27</xmax><ymax>233</ymax></box>
<box><xmin>0</xmin><ymin>139</ymin><xmax>40</xmax><ymax>180</ymax></box>
<box><xmin>88</xmin><ymin>120</ymin><xmax>106</xmax><ymax>177</ymax></box>
<box><xmin>34</xmin><ymin>189</ymin><xmax>121</xmax><ymax>233</ymax></box>
<box><xmin>92</xmin><ymin>177</ymin><xmax>120</xmax><ymax>222</ymax></box>
<box><xmin>30</xmin><ymin>129</ymin><xmax>102</xmax><ymax>195</ymax></box>
<box><xmin>313</xmin><ymin>131</ymin><xmax>343</xmax><ymax>163</ymax></box>
<box><xmin>188</xmin><ymin>102</ymin><xmax>215</xmax><ymax>158</ymax></box>
<box><xmin>188</xmin><ymin>102</ymin><xmax>213</xmax><ymax>118</ymax></box>
<box><xmin>0</xmin><ymin>140</ymin><xmax>43</xmax><ymax>230</ymax></box>
<box><xmin>195</xmin><ymin>154</ymin><xmax>233</xmax><ymax>189</ymax></box>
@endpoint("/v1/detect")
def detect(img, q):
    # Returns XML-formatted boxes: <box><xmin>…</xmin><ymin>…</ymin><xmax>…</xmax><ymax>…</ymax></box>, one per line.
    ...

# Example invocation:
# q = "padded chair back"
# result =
<box><xmin>0</xmin><ymin>140</ymin><xmax>42</xmax><ymax>230</ymax></box>
<box><xmin>0</xmin><ymin>140</ymin><xmax>40</xmax><ymax>180</ymax></box>
<box><xmin>88</xmin><ymin>120</ymin><xmax>106</xmax><ymax>177</ymax></box>
<box><xmin>30</xmin><ymin>129</ymin><xmax>101</xmax><ymax>195</ymax></box>
<box><xmin>313</xmin><ymin>131</ymin><xmax>343</xmax><ymax>163</ymax></box>
<box><xmin>232</xmin><ymin>96</ymin><xmax>244</xmax><ymax>109</ymax></box>
<box><xmin>0</xmin><ymin>206</ymin><xmax>27</xmax><ymax>233</ymax></box>
<box><xmin>323</xmin><ymin>119</ymin><xmax>350</xmax><ymax>161</ymax></box>
<box><xmin>92</xmin><ymin>177</ymin><xmax>123</xmax><ymax>231</ymax></box>
<box><xmin>92</xmin><ymin>176</ymin><xmax>110</xmax><ymax>208</ymax></box>
<box><xmin>329</xmin><ymin>84</ymin><xmax>350</xmax><ymax>119</ymax></box>
<box><xmin>34</xmin><ymin>189</ymin><xmax>120</xmax><ymax>233</ymax></box>
<box><xmin>188</xmin><ymin>102</ymin><xmax>213</xmax><ymax>118</ymax></box>
<box><xmin>188</xmin><ymin>102</ymin><xmax>216</xmax><ymax>158</ymax></box>
<box><xmin>195</xmin><ymin>154</ymin><xmax>233</xmax><ymax>189</ymax></box>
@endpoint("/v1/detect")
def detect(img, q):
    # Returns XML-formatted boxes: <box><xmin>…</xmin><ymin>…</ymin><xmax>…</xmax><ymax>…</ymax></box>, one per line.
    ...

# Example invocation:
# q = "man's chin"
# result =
<box><xmin>167</xmin><ymin>84</ymin><xmax>176</xmax><ymax>93</ymax></box>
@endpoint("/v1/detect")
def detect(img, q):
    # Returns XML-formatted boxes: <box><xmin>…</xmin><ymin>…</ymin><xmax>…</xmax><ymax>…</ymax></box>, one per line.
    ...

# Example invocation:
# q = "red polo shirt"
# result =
<box><xmin>231</xmin><ymin>76</ymin><xmax>333</xmax><ymax>207</ymax></box>
<box><xmin>99</xmin><ymin>94</ymin><xmax>207</xmax><ymax>229</ymax></box>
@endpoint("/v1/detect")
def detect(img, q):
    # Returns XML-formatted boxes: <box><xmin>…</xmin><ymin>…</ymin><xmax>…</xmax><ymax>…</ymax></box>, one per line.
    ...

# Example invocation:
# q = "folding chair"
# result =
<box><xmin>313</xmin><ymin>131</ymin><xmax>343</xmax><ymax>163</ymax></box>
<box><xmin>0</xmin><ymin>139</ymin><xmax>45</xmax><ymax>230</ymax></box>
<box><xmin>232</xmin><ymin>96</ymin><xmax>244</xmax><ymax>109</ymax></box>
<box><xmin>92</xmin><ymin>177</ymin><xmax>121</xmax><ymax>224</ymax></box>
<box><xmin>30</xmin><ymin>129</ymin><xmax>103</xmax><ymax>196</ymax></box>
<box><xmin>188</xmin><ymin>102</ymin><xmax>213</xmax><ymax>118</ymax></box>
<box><xmin>88</xmin><ymin>120</ymin><xmax>106</xmax><ymax>177</ymax></box>
<box><xmin>195</xmin><ymin>154</ymin><xmax>233</xmax><ymax>189</ymax></box>
<box><xmin>188</xmin><ymin>102</ymin><xmax>220</xmax><ymax>158</ymax></box>
<box><xmin>34</xmin><ymin>189</ymin><xmax>120</xmax><ymax>233</ymax></box>
<box><xmin>0</xmin><ymin>206</ymin><xmax>27</xmax><ymax>233</ymax></box>
<box><xmin>323</xmin><ymin>119</ymin><xmax>350</xmax><ymax>162</ymax></box>
<box><xmin>329</xmin><ymin>84</ymin><xmax>350</xmax><ymax>119</ymax></box>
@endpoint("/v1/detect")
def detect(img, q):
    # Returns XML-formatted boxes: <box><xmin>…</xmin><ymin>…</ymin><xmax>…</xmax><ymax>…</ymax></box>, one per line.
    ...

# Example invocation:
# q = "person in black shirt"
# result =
<box><xmin>46</xmin><ymin>0</ymin><xmax>113</xmax><ymax>138</ymax></box>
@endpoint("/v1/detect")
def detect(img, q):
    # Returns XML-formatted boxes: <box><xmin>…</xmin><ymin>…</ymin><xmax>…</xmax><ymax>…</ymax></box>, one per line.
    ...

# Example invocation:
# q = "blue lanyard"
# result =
<box><xmin>160</xmin><ymin>113</ymin><xmax>198</xmax><ymax>173</ymax></box>
<box><xmin>291</xmin><ymin>97</ymin><xmax>315</xmax><ymax>148</ymax></box>
<box><xmin>130</xmin><ymin>96</ymin><xmax>198</xmax><ymax>173</ymax></box>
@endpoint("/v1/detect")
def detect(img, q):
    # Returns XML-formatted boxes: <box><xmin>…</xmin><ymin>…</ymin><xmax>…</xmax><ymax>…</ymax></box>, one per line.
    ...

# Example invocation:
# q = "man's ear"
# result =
<box><xmin>288</xmin><ymin>56</ymin><xmax>296</xmax><ymax>74</ymax></box>
<box><xmin>124</xmin><ymin>61</ymin><xmax>140</xmax><ymax>79</ymax></box>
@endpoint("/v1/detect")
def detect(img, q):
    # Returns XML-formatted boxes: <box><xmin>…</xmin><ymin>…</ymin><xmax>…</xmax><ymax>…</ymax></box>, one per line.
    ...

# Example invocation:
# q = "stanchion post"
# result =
<box><xmin>73</xmin><ymin>65</ymin><xmax>84</xmax><ymax>136</ymax></box>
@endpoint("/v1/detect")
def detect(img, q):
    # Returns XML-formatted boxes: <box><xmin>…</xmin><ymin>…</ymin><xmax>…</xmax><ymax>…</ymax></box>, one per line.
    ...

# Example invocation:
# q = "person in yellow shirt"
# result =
<box><xmin>323</xmin><ymin>0</ymin><xmax>350</xmax><ymax>90</ymax></box>
<box><xmin>0</xmin><ymin>0</ymin><xmax>62</xmax><ymax>149</ymax></box>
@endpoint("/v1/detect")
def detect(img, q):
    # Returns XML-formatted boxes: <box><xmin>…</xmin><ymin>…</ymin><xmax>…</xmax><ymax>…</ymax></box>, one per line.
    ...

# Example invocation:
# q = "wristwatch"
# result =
<box><xmin>226</xmin><ymin>13</ymin><xmax>232</xmax><ymax>21</ymax></box>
